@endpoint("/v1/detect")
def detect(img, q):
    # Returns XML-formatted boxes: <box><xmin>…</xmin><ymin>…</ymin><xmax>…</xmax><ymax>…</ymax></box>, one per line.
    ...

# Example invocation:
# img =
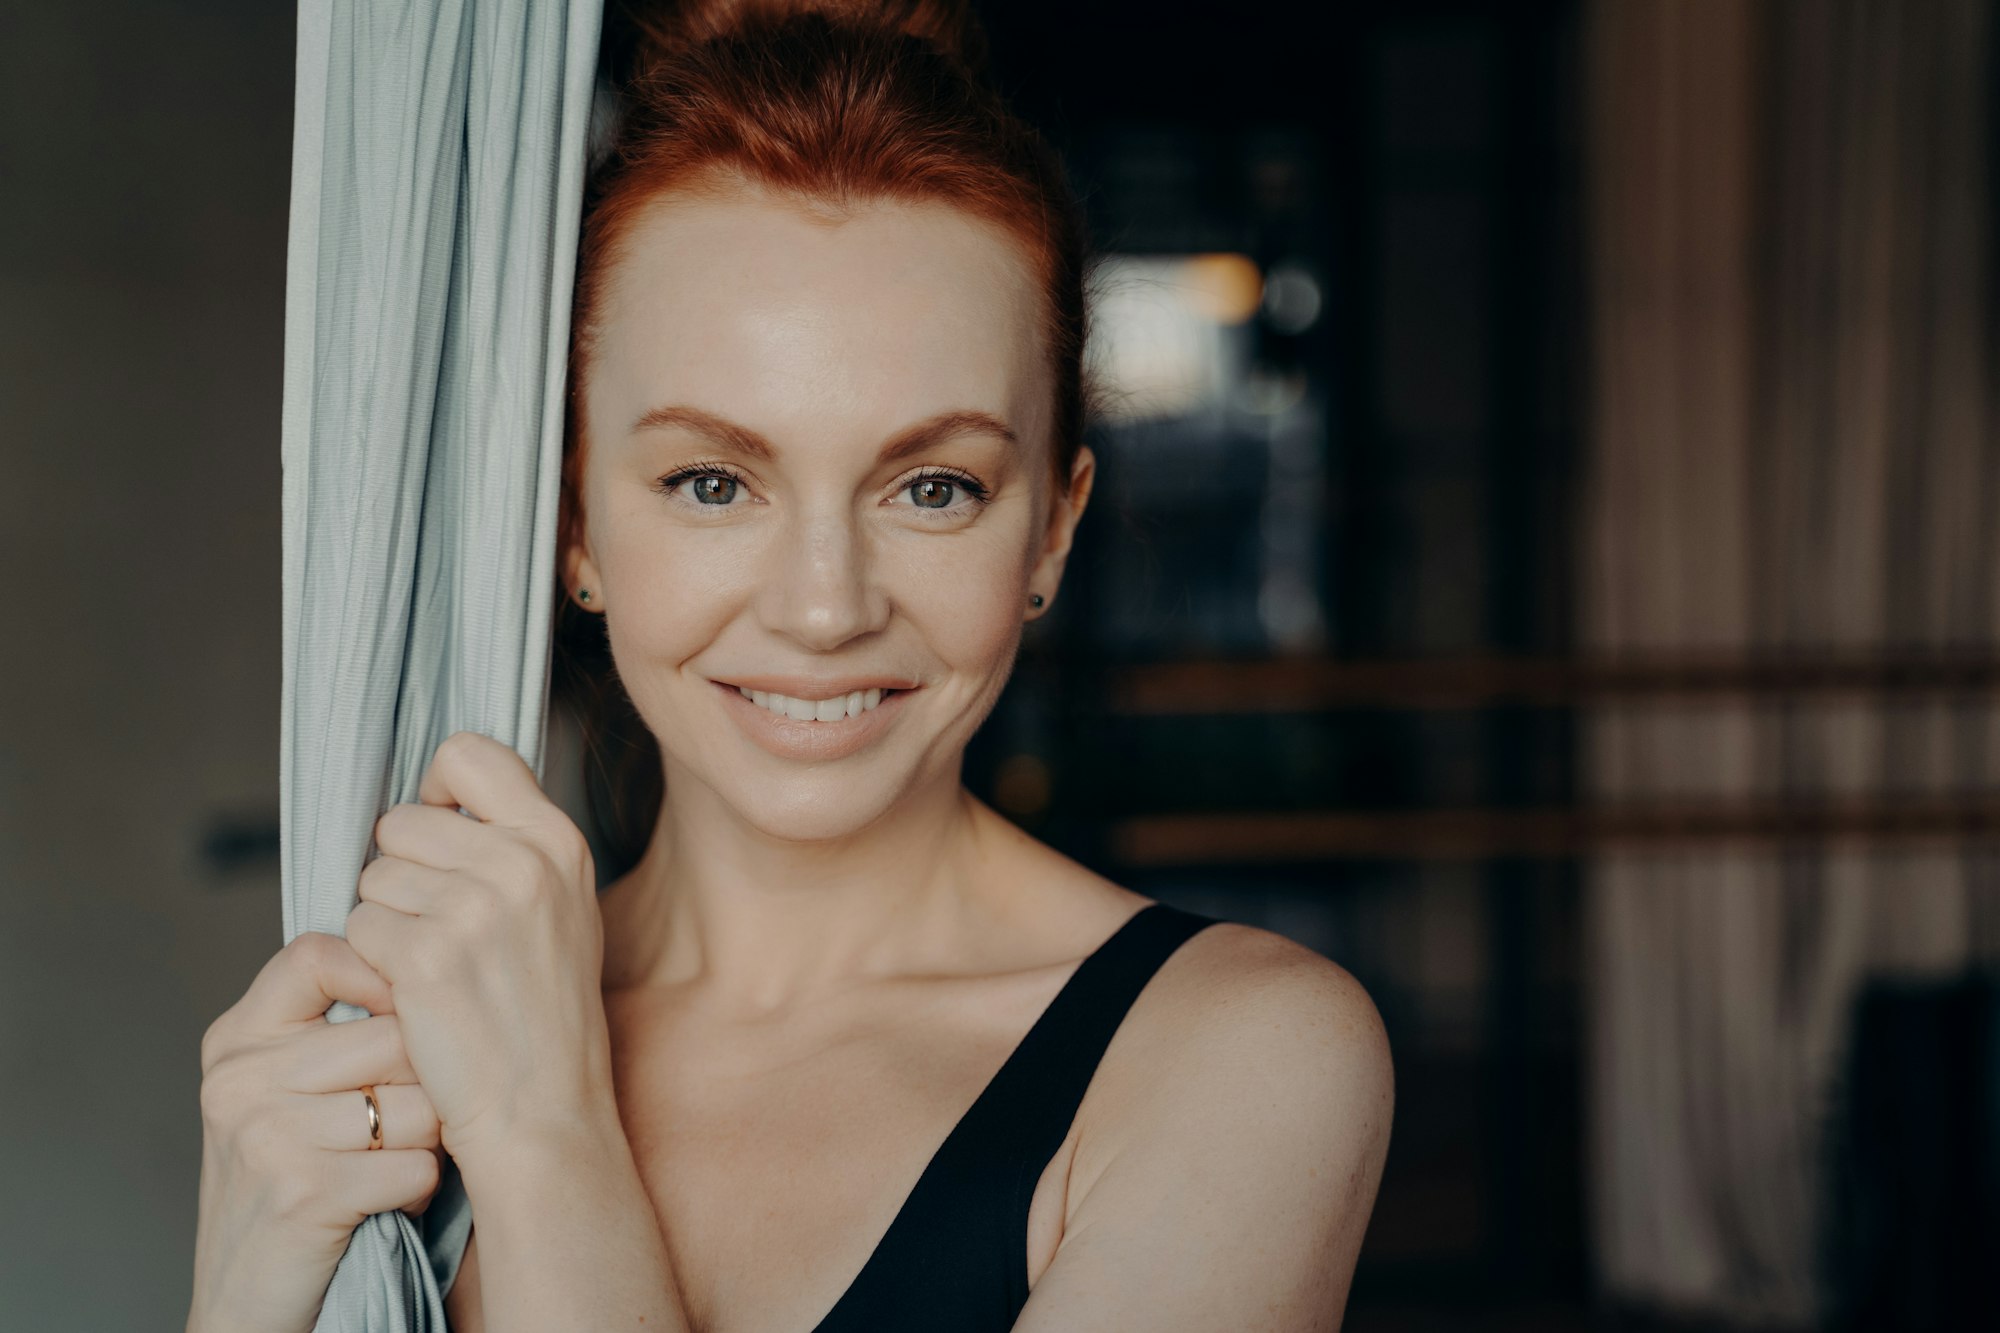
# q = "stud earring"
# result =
<box><xmin>1029</xmin><ymin>593</ymin><xmax>1044</xmax><ymax>609</ymax></box>
<box><xmin>577</xmin><ymin>588</ymin><xmax>592</xmax><ymax>605</ymax></box>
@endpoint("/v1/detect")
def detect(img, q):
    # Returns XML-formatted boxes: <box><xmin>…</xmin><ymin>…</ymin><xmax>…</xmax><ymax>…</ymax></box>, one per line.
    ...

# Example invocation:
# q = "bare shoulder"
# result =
<box><xmin>1020</xmin><ymin>913</ymin><xmax>1393</xmax><ymax>1329</ymax></box>
<box><xmin>1110</xmin><ymin>915</ymin><xmax>1394</xmax><ymax>1139</ymax></box>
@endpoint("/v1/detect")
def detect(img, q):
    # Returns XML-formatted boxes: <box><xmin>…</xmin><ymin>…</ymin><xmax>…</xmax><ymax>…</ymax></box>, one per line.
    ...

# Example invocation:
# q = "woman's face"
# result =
<box><xmin>569</xmin><ymin>181</ymin><xmax>1092</xmax><ymax>842</ymax></box>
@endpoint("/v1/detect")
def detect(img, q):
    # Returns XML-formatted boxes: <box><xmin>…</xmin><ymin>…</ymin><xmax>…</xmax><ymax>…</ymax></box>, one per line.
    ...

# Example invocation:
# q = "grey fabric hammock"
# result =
<box><xmin>280</xmin><ymin>1</ymin><xmax>605</xmax><ymax>1326</ymax></box>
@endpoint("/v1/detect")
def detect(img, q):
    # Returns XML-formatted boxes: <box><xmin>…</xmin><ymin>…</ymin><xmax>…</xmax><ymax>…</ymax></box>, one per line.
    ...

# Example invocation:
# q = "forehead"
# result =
<box><xmin>591</xmin><ymin>183</ymin><xmax>1047</xmax><ymax>441</ymax></box>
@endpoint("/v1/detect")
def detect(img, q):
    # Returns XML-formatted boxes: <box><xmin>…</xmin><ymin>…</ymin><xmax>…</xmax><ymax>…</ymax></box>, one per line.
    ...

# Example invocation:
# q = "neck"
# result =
<box><xmin>598</xmin><ymin>766</ymin><xmax>1001</xmax><ymax>1013</ymax></box>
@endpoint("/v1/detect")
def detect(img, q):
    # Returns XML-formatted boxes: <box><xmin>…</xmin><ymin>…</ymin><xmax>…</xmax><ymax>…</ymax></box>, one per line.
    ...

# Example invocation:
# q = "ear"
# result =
<box><xmin>563</xmin><ymin>536</ymin><xmax>606</xmax><ymax>608</ymax></box>
<box><xmin>1025</xmin><ymin>444</ymin><xmax>1096</xmax><ymax>615</ymax></box>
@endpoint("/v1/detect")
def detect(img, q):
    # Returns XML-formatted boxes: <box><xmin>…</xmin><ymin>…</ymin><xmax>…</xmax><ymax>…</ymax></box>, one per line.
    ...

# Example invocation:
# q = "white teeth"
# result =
<box><xmin>735</xmin><ymin>685</ymin><xmax>897</xmax><ymax>721</ymax></box>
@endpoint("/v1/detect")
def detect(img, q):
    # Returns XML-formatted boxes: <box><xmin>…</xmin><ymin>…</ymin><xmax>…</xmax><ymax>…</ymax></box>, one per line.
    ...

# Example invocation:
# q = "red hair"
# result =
<box><xmin>552</xmin><ymin>0</ymin><xmax>1096</xmax><ymax>871</ymax></box>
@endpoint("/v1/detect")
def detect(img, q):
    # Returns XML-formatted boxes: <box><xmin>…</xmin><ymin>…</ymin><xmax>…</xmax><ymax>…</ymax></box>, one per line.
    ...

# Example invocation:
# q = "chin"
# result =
<box><xmin>720</xmin><ymin>766</ymin><xmax>926</xmax><ymax>844</ymax></box>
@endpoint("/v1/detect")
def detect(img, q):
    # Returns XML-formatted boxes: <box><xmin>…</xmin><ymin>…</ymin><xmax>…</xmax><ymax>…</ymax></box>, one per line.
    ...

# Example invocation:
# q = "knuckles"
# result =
<box><xmin>497</xmin><ymin>839</ymin><xmax>553</xmax><ymax>900</ymax></box>
<box><xmin>201</xmin><ymin>930</ymin><xmax>339</xmax><ymax>1078</ymax></box>
<box><xmin>286</xmin><ymin>928</ymin><xmax>340</xmax><ymax>969</ymax></box>
<box><xmin>549</xmin><ymin>821</ymin><xmax>594</xmax><ymax>886</ymax></box>
<box><xmin>197</xmin><ymin>1055</ymin><xmax>246</xmax><ymax>1128</ymax></box>
<box><xmin>354</xmin><ymin>854</ymin><xmax>391</xmax><ymax>900</ymax></box>
<box><xmin>437</xmin><ymin>728</ymin><xmax>489</xmax><ymax>765</ymax></box>
<box><xmin>372</xmin><ymin>802</ymin><xmax>420</xmax><ymax>845</ymax></box>
<box><xmin>199</xmin><ymin>1014</ymin><xmax>235</xmax><ymax>1075</ymax></box>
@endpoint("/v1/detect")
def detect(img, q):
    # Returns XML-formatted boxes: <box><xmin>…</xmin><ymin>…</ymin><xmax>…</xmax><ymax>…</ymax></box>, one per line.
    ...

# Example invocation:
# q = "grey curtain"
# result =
<box><xmin>1582</xmin><ymin>0</ymin><xmax>1999</xmax><ymax>1324</ymax></box>
<box><xmin>281</xmin><ymin>1</ymin><xmax>603</xmax><ymax>1326</ymax></box>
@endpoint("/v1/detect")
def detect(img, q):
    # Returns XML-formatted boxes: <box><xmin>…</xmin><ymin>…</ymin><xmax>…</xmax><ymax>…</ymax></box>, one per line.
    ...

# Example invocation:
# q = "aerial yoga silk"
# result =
<box><xmin>280</xmin><ymin>1</ymin><xmax>604</xmax><ymax>1326</ymax></box>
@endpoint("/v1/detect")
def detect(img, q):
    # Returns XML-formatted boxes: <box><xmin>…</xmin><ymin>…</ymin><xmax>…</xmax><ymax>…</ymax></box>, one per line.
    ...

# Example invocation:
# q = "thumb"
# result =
<box><xmin>399</xmin><ymin>1147</ymin><xmax>448</xmax><ymax>1218</ymax></box>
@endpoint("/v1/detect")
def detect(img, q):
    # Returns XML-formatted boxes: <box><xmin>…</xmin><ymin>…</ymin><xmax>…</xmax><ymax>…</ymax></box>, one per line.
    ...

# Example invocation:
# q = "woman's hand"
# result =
<box><xmin>189</xmin><ymin>933</ymin><xmax>444</xmax><ymax>1333</ymax></box>
<box><xmin>343</xmin><ymin>730</ymin><xmax>613</xmax><ymax>1176</ymax></box>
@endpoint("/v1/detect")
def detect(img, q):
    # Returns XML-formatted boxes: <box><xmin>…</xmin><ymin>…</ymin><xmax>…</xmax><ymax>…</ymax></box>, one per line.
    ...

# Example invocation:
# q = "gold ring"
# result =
<box><xmin>360</xmin><ymin>1085</ymin><xmax>383</xmax><ymax>1150</ymax></box>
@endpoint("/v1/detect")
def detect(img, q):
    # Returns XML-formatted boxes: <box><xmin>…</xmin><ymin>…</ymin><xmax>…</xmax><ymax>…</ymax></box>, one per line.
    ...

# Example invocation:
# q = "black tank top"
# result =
<box><xmin>808</xmin><ymin>900</ymin><xmax>1221</xmax><ymax>1331</ymax></box>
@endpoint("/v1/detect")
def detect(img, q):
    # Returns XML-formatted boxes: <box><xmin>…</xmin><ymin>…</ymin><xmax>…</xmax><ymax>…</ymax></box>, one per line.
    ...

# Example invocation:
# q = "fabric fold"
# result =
<box><xmin>280</xmin><ymin>2</ymin><xmax>603</xmax><ymax>1326</ymax></box>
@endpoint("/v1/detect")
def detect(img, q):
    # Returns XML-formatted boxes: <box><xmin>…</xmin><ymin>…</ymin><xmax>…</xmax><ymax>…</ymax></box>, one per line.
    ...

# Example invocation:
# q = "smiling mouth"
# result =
<box><xmin>719</xmin><ymin>682</ymin><xmax>913</xmax><ymax>723</ymax></box>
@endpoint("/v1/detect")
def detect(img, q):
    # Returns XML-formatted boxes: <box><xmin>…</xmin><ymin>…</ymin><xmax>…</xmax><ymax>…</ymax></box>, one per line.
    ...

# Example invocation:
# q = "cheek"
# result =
<box><xmin>888</xmin><ymin>531</ymin><xmax>1028</xmax><ymax>677</ymax></box>
<box><xmin>592</xmin><ymin>490</ymin><xmax>758</xmax><ymax>676</ymax></box>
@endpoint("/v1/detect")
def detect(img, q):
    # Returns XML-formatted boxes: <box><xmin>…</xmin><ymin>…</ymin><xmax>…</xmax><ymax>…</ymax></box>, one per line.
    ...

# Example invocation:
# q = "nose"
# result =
<box><xmin>758</xmin><ymin>502</ymin><xmax>889</xmax><ymax>651</ymax></box>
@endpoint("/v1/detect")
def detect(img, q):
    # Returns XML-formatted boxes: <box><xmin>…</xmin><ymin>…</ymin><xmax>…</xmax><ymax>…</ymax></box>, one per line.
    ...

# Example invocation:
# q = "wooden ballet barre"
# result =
<box><xmin>1107</xmin><ymin>797</ymin><xmax>2000</xmax><ymax>864</ymax></box>
<box><xmin>1103</xmin><ymin>652</ymin><xmax>2000</xmax><ymax>715</ymax></box>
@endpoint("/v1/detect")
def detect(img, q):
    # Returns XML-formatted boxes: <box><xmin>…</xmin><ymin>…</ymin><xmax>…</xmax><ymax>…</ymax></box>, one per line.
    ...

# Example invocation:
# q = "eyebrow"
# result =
<box><xmin>629</xmin><ymin>403</ymin><xmax>1018</xmax><ymax>465</ymax></box>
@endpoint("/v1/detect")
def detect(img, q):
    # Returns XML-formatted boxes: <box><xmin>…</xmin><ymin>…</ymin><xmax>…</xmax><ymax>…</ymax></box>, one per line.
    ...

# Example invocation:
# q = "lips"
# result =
<box><xmin>712</xmin><ymin>678</ymin><xmax>915</xmax><ymax>763</ymax></box>
<box><xmin>717</xmin><ymin>674</ymin><xmax>921</xmax><ymax>697</ymax></box>
<box><xmin>737</xmin><ymin>685</ymin><xmax>900</xmax><ymax>723</ymax></box>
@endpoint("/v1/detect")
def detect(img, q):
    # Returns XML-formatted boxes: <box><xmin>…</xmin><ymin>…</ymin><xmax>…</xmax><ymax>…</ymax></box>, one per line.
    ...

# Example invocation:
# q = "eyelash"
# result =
<box><xmin>651</xmin><ymin>463</ymin><xmax>993</xmax><ymax>516</ymax></box>
<box><xmin>901</xmin><ymin>466</ymin><xmax>993</xmax><ymax>512</ymax></box>
<box><xmin>652</xmin><ymin>463</ymin><xmax>750</xmax><ymax>505</ymax></box>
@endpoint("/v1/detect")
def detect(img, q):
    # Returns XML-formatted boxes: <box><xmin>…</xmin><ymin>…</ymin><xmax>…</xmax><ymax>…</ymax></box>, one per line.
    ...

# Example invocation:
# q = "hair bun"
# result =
<box><xmin>615</xmin><ymin>0</ymin><xmax>990</xmax><ymax>79</ymax></box>
<box><xmin>593</xmin><ymin>0</ymin><xmax>995</xmax><ymax>176</ymax></box>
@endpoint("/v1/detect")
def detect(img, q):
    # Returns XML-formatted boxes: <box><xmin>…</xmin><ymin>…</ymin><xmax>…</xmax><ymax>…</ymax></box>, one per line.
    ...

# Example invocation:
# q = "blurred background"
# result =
<box><xmin>3</xmin><ymin>0</ymin><xmax>1997</xmax><ymax>1328</ymax></box>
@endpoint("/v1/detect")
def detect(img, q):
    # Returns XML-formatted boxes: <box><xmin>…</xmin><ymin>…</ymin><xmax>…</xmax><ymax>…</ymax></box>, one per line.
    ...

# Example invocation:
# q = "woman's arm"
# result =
<box><xmin>1012</xmin><ymin>932</ymin><xmax>1394</xmax><ymax>1331</ymax></box>
<box><xmin>451</xmin><ymin>1111</ymin><xmax>691</xmax><ymax>1333</ymax></box>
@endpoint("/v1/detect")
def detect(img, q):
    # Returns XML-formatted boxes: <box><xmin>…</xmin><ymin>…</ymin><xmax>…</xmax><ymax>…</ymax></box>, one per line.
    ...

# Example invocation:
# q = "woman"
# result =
<box><xmin>190</xmin><ymin>3</ymin><xmax>1391</xmax><ymax>1330</ymax></box>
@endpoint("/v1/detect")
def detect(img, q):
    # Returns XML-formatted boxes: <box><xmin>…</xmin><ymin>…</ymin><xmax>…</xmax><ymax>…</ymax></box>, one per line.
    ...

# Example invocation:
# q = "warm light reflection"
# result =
<box><xmin>1085</xmin><ymin>253</ymin><xmax>1264</xmax><ymax>423</ymax></box>
<box><xmin>1182</xmin><ymin>252</ymin><xmax>1265</xmax><ymax>325</ymax></box>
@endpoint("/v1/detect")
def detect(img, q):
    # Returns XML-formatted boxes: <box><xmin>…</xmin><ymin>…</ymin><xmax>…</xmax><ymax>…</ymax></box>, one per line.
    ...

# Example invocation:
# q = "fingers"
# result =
<box><xmin>415</xmin><ymin>729</ymin><xmax>548</xmax><ymax>828</ymax></box>
<box><xmin>244</xmin><ymin>931</ymin><xmax>395</xmax><ymax>1028</ymax></box>
<box><xmin>356</xmin><ymin>850</ymin><xmax>440</xmax><ymax>916</ymax></box>
<box><xmin>371</xmin><ymin>804</ymin><xmax>592</xmax><ymax>909</ymax></box>
<box><xmin>401</xmin><ymin>1148</ymin><xmax>449</xmax><ymax>1218</ymax></box>
<box><xmin>330</xmin><ymin>1146</ymin><xmax>442</xmax><ymax>1228</ymax></box>
<box><xmin>312</xmin><ymin>1083</ymin><xmax>442</xmax><ymax>1154</ymax></box>
<box><xmin>377</xmin><ymin>731</ymin><xmax>591</xmax><ymax>884</ymax></box>
<box><xmin>343</xmin><ymin>899</ymin><xmax>430</xmax><ymax>989</ymax></box>
<box><xmin>279</xmin><ymin>1013</ymin><xmax>418</xmax><ymax>1094</ymax></box>
<box><xmin>374</xmin><ymin>801</ymin><xmax>488</xmax><ymax>870</ymax></box>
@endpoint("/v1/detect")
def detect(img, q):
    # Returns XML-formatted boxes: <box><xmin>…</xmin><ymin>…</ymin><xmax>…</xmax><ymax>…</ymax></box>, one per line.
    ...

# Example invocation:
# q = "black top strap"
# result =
<box><xmin>973</xmin><ymin>902</ymin><xmax>1220</xmax><ymax>1168</ymax></box>
<box><xmin>813</xmin><ymin>901</ymin><xmax>1221</xmax><ymax>1331</ymax></box>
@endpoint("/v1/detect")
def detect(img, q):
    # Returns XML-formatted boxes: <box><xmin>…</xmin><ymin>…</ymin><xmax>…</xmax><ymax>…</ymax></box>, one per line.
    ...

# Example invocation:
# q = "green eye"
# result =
<box><xmin>911</xmin><ymin>478</ymin><xmax>955</xmax><ymax>508</ymax></box>
<box><xmin>692</xmin><ymin>475</ymin><xmax>737</xmax><ymax>504</ymax></box>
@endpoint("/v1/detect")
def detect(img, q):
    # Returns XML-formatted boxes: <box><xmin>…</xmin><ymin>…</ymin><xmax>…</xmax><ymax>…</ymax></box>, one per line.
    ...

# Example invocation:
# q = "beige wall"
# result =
<box><xmin>2</xmin><ymin>5</ymin><xmax>306</xmax><ymax>1326</ymax></box>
